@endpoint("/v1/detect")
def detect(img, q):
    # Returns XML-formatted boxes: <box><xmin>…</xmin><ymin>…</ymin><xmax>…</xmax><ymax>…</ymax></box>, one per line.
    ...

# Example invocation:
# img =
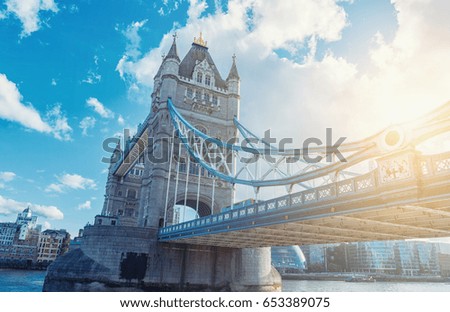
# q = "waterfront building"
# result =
<box><xmin>0</xmin><ymin>208</ymin><xmax>69</xmax><ymax>267</ymax></box>
<box><xmin>16</xmin><ymin>207</ymin><xmax>39</xmax><ymax>241</ymax></box>
<box><xmin>271</xmin><ymin>246</ymin><xmax>307</xmax><ymax>273</ymax></box>
<box><xmin>0</xmin><ymin>223</ymin><xmax>17</xmax><ymax>246</ymax></box>
<box><xmin>303</xmin><ymin>240</ymin><xmax>446</xmax><ymax>276</ymax></box>
<box><xmin>37</xmin><ymin>230</ymin><xmax>71</xmax><ymax>263</ymax></box>
<box><xmin>0</xmin><ymin>227</ymin><xmax>40</xmax><ymax>263</ymax></box>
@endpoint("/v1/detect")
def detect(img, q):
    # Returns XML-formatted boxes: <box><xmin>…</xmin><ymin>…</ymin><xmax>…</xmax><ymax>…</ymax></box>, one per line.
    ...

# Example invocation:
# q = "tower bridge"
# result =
<box><xmin>44</xmin><ymin>35</ymin><xmax>450</xmax><ymax>292</ymax></box>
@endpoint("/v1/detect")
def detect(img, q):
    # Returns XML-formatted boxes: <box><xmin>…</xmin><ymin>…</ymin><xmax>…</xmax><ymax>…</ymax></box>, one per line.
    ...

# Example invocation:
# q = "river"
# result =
<box><xmin>0</xmin><ymin>269</ymin><xmax>47</xmax><ymax>292</ymax></box>
<box><xmin>1</xmin><ymin>269</ymin><xmax>450</xmax><ymax>292</ymax></box>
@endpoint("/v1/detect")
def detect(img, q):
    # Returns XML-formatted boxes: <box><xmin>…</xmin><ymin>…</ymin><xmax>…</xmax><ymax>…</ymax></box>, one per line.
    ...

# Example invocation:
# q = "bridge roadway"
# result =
<box><xmin>158</xmin><ymin>151</ymin><xmax>450</xmax><ymax>248</ymax></box>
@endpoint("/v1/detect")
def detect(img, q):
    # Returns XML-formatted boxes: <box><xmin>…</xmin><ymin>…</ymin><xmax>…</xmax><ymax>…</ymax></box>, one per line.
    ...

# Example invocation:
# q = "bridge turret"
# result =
<box><xmin>226</xmin><ymin>54</ymin><xmax>240</xmax><ymax>119</ymax></box>
<box><xmin>158</xmin><ymin>34</ymin><xmax>180</xmax><ymax>102</ymax></box>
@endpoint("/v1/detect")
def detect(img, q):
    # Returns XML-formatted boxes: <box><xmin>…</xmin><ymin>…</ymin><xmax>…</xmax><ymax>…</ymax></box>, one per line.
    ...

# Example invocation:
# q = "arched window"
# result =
<box><xmin>196</xmin><ymin>72</ymin><xmax>203</xmax><ymax>83</ymax></box>
<box><xmin>205</xmin><ymin>75</ymin><xmax>211</xmax><ymax>86</ymax></box>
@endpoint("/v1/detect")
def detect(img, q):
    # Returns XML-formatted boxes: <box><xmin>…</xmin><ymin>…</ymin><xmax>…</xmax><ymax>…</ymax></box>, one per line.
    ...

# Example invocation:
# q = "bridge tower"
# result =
<box><xmin>101</xmin><ymin>34</ymin><xmax>240</xmax><ymax>227</ymax></box>
<box><xmin>45</xmin><ymin>34</ymin><xmax>280</xmax><ymax>292</ymax></box>
<box><xmin>138</xmin><ymin>33</ymin><xmax>239</xmax><ymax>228</ymax></box>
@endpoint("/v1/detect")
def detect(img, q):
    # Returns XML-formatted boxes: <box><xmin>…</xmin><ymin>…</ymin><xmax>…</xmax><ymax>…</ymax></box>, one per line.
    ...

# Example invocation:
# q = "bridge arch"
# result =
<box><xmin>166</xmin><ymin>193</ymin><xmax>217</xmax><ymax>225</ymax></box>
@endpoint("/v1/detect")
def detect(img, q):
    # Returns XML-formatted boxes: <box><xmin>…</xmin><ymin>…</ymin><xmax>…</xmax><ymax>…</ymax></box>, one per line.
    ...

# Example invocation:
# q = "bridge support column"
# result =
<box><xmin>231</xmin><ymin>247</ymin><xmax>282</xmax><ymax>292</ymax></box>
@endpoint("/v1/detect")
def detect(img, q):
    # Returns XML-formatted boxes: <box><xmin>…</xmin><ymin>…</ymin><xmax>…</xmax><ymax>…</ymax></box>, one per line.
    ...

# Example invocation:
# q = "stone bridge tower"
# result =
<box><xmin>101</xmin><ymin>33</ymin><xmax>240</xmax><ymax>228</ymax></box>
<box><xmin>139</xmin><ymin>33</ymin><xmax>240</xmax><ymax>228</ymax></box>
<box><xmin>44</xmin><ymin>35</ymin><xmax>280</xmax><ymax>292</ymax></box>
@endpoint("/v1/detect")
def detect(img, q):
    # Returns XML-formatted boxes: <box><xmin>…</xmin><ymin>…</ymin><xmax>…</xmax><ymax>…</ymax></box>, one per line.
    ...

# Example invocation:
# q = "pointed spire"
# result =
<box><xmin>227</xmin><ymin>54</ymin><xmax>240</xmax><ymax>80</ymax></box>
<box><xmin>164</xmin><ymin>32</ymin><xmax>180</xmax><ymax>62</ymax></box>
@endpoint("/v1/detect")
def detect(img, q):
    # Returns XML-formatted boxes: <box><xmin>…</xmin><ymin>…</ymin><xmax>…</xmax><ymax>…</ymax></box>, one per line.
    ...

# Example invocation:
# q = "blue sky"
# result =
<box><xmin>1</xmin><ymin>0</ymin><xmax>449</xmax><ymax>237</ymax></box>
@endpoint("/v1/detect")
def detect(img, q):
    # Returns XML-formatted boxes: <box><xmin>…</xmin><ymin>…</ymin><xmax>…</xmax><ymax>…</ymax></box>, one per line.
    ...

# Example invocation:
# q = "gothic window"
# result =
<box><xmin>187</xmin><ymin>88</ymin><xmax>193</xmax><ymax>98</ymax></box>
<box><xmin>194</xmin><ymin>90</ymin><xmax>201</xmax><ymax>100</ymax></box>
<box><xmin>205</xmin><ymin>75</ymin><xmax>211</xmax><ymax>86</ymax></box>
<box><xmin>179</xmin><ymin>158</ymin><xmax>186</xmax><ymax>173</ymax></box>
<box><xmin>196</xmin><ymin>72</ymin><xmax>203</xmax><ymax>83</ymax></box>
<box><xmin>205</xmin><ymin>93</ymin><xmax>210</xmax><ymax>102</ymax></box>
<box><xmin>212</xmin><ymin>95</ymin><xmax>218</xmax><ymax>105</ymax></box>
<box><xmin>127</xmin><ymin>189</ymin><xmax>137</xmax><ymax>199</ymax></box>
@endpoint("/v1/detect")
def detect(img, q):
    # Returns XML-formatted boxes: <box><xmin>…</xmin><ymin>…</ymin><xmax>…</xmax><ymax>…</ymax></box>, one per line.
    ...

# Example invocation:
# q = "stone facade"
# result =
<box><xmin>101</xmin><ymin>36</ymin><xmax>240</xmax><ymax>228</ymax></box>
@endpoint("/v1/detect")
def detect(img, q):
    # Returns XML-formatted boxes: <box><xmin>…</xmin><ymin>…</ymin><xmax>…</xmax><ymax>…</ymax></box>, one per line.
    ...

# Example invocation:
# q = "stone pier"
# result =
<box><xmin>43</xmin><ymin>225</ymin><xmax>281</xmax><ymax>291</ymax></box>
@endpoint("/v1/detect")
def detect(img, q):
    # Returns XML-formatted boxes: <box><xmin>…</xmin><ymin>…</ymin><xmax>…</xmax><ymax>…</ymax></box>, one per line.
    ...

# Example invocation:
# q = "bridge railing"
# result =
<box><xmin>420</xmin><ymin>152</ymin><xmax>450</xmax><ymax>177</ymax></box>
<box><xmin>159</xmin><ymin>151</ymin><xmax>450</xmax><ymax>237</ymax></box>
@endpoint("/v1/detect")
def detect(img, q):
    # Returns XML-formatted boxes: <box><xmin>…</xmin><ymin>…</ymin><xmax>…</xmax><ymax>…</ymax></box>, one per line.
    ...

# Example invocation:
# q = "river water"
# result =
<box><xmin>0</xmin><ymin>269</ymin><xmax>47</xmax><ymax>292</ymax></box>
<box><xmin>1</xmin><ymin>269</ymin><xmax>450</xmax><ymax>292</ymax></box>
<box><xmin>283</xmin><ymin>279</ymin><xmax>450</xmax><ymax>292</ymax></box>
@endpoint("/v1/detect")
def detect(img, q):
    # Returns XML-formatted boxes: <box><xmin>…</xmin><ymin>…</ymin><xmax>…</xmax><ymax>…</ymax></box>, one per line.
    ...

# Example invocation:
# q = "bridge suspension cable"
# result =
<box><xmin>167</xmin><ymin>98</ymin><xmax>450</xmax><ymax>188</ymax></box>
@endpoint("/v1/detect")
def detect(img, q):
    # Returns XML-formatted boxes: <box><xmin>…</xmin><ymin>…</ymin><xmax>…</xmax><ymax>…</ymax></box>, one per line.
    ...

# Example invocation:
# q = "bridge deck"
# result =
<box><xmin>158</xmin><ymin>152</ymin><xmax>450</xmax><ymax>248</ymax></box>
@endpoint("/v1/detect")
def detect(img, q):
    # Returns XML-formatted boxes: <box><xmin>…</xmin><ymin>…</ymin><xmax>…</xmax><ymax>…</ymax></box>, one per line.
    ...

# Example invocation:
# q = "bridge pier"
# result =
<box><xmin>43</xmin><ymin>225</ymin><xmax>281</xmax><ymax>292</ymax></box>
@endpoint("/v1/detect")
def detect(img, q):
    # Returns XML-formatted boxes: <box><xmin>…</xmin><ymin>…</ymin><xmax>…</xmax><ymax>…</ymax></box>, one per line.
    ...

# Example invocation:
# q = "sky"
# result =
<box><xmin>0</xmin><ymin>0</ymin><xmax>449</xmax><ymax>238</ymax></box>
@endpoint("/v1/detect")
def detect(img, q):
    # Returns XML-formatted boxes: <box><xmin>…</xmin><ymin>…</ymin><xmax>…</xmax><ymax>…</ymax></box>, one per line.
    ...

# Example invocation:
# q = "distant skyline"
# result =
<box><xmin>1</xmin><ymin>0</ymin><xmax>449</xmax><ymax>237</ymax></box>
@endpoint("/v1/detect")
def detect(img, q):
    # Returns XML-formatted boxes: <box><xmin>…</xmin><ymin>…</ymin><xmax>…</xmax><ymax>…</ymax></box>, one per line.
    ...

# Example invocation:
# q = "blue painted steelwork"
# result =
<box><xmin>158</xmin><ymin>151</ymin><xmax>450</xmax><ymax>243</ymax></box>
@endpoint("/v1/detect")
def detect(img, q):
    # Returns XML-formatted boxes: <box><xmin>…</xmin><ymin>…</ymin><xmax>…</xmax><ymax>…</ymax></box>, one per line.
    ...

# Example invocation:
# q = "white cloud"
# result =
<box><xmin>86</xmin><ymin>97</ymin><xmax>114</xmax><ymax>119</ymax></box>
<box><xmin>82</xmin><ymin>70</ymin><xmax>101</xmax><ymax>84</ymax></box>
<box><xmin>51</xmin><ymin>78</ymin><xmax>57</xmax><ymax>86</ymax></box>
<box><xmin>187</xmin><ymin>0</ymin><xmax>208</xmax><ymax>21</ymax></box>
<box><xmin>77</xmin><ymin>200</ymin><xmax>91</xmax><ymax>210</ymax></box>
<box><xmin>0</xmin><ymin>171</ymin><xmax>16</xmax><ymax>182</ymax></box>
<box><xmin>79</xmin><ymin>116</ymin><xmax>96</xmax><ymax>136</ymax></box>
<box><xmin>82</xmin><ymin>55</ymin><xmax>102</xmax><ymax>84</ymax></box>
<box><xmin>0</xmin><ymin>73</ymin><xmax>52</xmax><ymax>133</ymax></box>
<box><xmin>0</xmin><ymin>195</ymin><xmax>63</xmax><ymax>220</ymax></box>
<box><xmin>45</xmin><ymin>173</ymin><xmax>97</xmax><ymax>193</ymax></box>
<box><xmin>45</xmin><ymin>104</ymin><xmax>72</xmax><ymax>141</ymax></box>
<box><xmin>0</xmin><ymin>74</ymin><xmax>72</xmax><ymax>140</ymax></box>
<box><xmin>42</xmin><ymin>221</ymin><xmax>52</xmax><ymax>230</ymax></box>
<box><xmin>45</xmin><ymin>183</ymin><xmax>64</xmax><ymax>193</ymax></box>
<box><xmin>2</xmin><ymin>0</ymin><xmax>59</xmax><ymax>38</ymax></box>
<box><xmin>122</xmin><ymin>20</ymin><xmax>148</xmax><ymax>59</ymax></box>
<box><xmin>117</xmin><ymin>114</ymin><xmax>125</xmax><ymax>126</ymax></box>
<box><xmin>116</xmin><ymin>0</ymin><xmax>450</xmax><ymax>147</ymax></box>
<box><xmin>157</xmin><ymin>0</ymin><xmax>182</xmax><ymax>16</ymax></box>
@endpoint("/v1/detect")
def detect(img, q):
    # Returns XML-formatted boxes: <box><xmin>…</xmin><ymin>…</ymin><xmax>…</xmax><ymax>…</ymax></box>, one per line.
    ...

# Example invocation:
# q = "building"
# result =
<box><xmin>37</xmin><ymin>229</ymin><xmax>71</xmax><ymax>263</ymax></box>
<box><xmin>271</xmin><ymin>246</ymin><xmax>307</xmax><ymax>274</ymax></box>
<box><xmin>15</xmin><ymin>207</ymin><xmax>39</xmax><ymax>240</ymax></box>
<box><xmin>0</xmin><ymin>208</ymin><xmax>69</xmax><ymax>268</ymax></box>
<box><xmin>0</xmin><ymin>222</ymin><xmax>17</xmax><ymax>246</ymax></box>
<box><xmin>101</xmin><ymin>33</ymin><xmax>240</xmax><ymax>229</ymax></box>
<box><xmin>302</xmin><ymin>240</ymin><xmax>445</xmax><ymax>276</ymax></box>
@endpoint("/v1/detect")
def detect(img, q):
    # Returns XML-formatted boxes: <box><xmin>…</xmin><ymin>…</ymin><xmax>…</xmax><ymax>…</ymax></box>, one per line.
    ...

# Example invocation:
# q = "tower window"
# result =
<box><xmin>187</xmin><ymin>88</ymin><xmax>193</xmax><ymax>98</ymax></box>
<box><xmin>212</xmin><ymin>95</ymin><xmax>218</xmax><ymax>105</ymax></box>
<box><xmin>205</xmin><ymin>75</ymin><xmax>211</xmax><ymax>86</ymax></box>
<box><xmin>127</xmin><ymin>189</ymin><xmax>137</xmax><ymax>199</ymax></box>
<box><xmin>205</xmin><ymin>93</ymin><xmax>210</xmax><ymax>102</ymax></box>
<box><xmin>196</xmin><ymin>72</ymin><xmax>203</xmax><ymax>83</ymax></box>
<box><xmin>194</xmin><ymin>90</ymin><xmax>201</xmax><ymax>100</ymax></box>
